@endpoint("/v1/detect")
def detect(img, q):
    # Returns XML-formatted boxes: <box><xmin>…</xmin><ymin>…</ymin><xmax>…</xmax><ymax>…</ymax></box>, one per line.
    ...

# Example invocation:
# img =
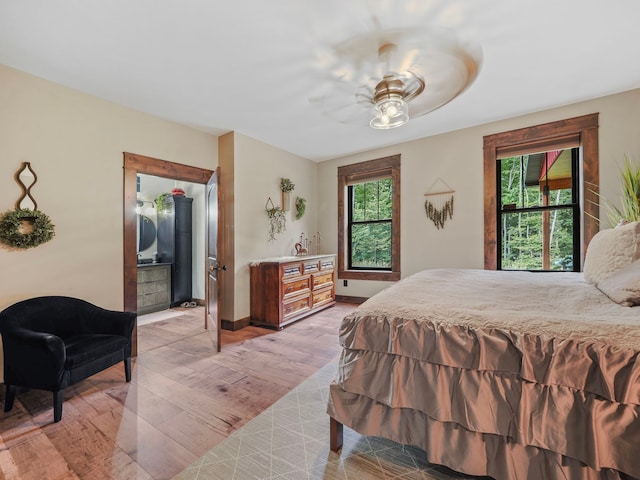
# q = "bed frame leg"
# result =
<box><xmin>330</xmin><ymin>417</ymin><xmax>343</xmax><ymax>452</ymax></box>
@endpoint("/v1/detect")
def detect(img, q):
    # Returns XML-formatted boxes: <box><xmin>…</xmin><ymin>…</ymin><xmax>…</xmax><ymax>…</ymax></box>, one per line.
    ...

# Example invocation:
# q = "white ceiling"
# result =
<box><xmin>1</xmin><ymin>0</ymin><xmax>639</xmax><ymax>162</ymax></box>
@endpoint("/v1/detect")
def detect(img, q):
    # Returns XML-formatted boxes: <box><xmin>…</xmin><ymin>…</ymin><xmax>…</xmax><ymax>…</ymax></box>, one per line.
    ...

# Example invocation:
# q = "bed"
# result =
<box><xmin>327</xmin><ymin>221</ymin><xmax>640</xmax><ymax>480</ymax></box>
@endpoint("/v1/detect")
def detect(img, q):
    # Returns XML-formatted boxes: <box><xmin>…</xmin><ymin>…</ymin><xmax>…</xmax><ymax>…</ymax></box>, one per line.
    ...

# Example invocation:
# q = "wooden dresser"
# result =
<box><xmin>249</xmin><ymin>254</ymin><xmax>336</xmax><ymax>329</ymax></box>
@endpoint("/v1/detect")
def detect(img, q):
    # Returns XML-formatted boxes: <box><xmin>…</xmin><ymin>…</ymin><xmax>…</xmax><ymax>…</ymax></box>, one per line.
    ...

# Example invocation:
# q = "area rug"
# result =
<box><xmin>172</xmin><ymin>361</ymin><xmax>476</xmax><ymax>480</ymax></box>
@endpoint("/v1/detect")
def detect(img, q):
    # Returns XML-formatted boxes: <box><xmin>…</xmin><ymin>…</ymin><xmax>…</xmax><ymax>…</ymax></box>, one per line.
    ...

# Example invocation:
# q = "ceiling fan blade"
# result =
<box><xmin>309</xmin><ymin>88</ymin><xmax>372</xmax><ymax>125</ymax></box>
<box><xmin>396</xmin><ymin>48</ymin><xmax>421</xmax><ymax>74</ymax></box>
<box><xmin>408</xmin><ymin>56</ymin><xmax>479</xmax><ymax>117</ymax></box>
<box><xmin>355</xmin><ymin>91</ymin><xmax>374</xmax><ymax>107</ymax></box>
<box><xmin>308</xmin><ymin>25</ymin><xmax>482</xmax><ymax>126</ymax></box>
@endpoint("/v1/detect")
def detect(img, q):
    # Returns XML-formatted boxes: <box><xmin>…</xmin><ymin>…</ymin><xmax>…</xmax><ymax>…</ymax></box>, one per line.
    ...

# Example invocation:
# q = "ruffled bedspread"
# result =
<box><xmin>328</xmin><ymin>269</ymin><xmax>640</xmax><ymax>480</ymax></box>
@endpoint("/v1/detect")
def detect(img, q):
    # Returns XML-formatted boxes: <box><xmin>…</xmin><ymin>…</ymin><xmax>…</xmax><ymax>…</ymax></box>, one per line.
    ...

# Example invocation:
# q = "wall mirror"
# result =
<box><xmin>138</xmin><ymin>214</ymin><xmax>156</xmax><ymax>251</ymax></box>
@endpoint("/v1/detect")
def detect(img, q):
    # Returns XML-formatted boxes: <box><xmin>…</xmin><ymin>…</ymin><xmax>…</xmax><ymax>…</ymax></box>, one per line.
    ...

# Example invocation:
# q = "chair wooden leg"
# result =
<box><xmin>330</xmin><ymin>417</ymin><xmax>343</xmax><ymax>452</ymax></box>
<box><xmin>53</xmin><ymin>390</ymin><xmax>64</xmax><ymax>422</ymax></box>
<box><xmin>4</xmin><ymin>384</ymin><xmax>16</xmax><ymax>412</ymax></box>
<box><xmin>124</xmin><ymin>357</ymin><xmax>131</xmax><ymax>382</ymax></box>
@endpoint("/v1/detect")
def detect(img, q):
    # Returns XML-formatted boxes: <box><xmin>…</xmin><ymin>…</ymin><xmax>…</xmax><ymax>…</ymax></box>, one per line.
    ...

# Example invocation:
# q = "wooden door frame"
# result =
<box><xmin>123</xmin><ymin>152</ymin><xmax>214</xmax><ymax>355</ymax></box>
<box><xmin>205</xmin><ymin>166</ymin><xmax>222</xmax><ymax>351</ymax></box>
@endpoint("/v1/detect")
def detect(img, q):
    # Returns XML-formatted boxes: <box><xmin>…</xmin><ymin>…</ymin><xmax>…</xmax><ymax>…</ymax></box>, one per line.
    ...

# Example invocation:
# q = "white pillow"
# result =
<box><xmin>583</xmin><ymin>221</ymin><xmax>640</xmax><ymax>285</ymax></box>
<box><xmin>597</xmin><ymin>259</ymin><xmax>640</xmax><ymax>306</ymax></box>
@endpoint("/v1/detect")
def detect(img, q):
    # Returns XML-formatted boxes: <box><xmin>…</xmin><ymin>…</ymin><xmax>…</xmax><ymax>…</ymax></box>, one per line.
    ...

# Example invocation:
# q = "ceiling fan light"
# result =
<box><xmin>370</xmin><ymin>95</ymin><xmax>409</xmax><ymax>129</ymax></box>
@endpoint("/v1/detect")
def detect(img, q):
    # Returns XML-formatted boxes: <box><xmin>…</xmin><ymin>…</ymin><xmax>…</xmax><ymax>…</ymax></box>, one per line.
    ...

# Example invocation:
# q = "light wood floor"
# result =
<box><xmin>0</xmin><ymin>303</ymin><xmax>356</xmax><ymax>480</ymax></box>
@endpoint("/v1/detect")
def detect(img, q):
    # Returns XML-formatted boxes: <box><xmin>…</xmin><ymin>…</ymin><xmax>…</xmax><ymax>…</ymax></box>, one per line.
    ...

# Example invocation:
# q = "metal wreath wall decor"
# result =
<box><xmin>0</xmin><ymin>162</ymin><xmax>55</xmax><ymax>249</ymax></box>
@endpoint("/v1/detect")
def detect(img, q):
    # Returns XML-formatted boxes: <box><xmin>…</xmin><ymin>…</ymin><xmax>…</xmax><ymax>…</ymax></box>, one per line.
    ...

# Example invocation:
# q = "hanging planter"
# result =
<box><xmin>265</xmin><ymin>197</ymin><xmax>286</xmax><ymax>241</ymax></box>
<box><xmin>0</xmin><ymin>208</ymin><xmax>55</xmax><ymax>249</ymax></box>
<box><xmin>280</xmin><ymin>177</ymin><xmax>295</xmax><ymax>211</ymax></box>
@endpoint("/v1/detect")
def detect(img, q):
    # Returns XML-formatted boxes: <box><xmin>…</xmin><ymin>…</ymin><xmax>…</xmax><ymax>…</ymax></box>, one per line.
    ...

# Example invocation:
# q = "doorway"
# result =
<box><xmin>136</xmin><ymin>173</ymin><xmax>206</xmax><ymax>310</ymax></box>
<box><xmin>123</xmin><ymin>152</ymin><xmax>214</xmax><ymax>355</ymax></box>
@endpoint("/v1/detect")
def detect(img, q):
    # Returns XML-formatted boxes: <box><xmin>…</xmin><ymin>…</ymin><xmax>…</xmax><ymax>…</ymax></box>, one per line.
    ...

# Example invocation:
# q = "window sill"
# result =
<box><xmin>338</xmin><ymin>270</ymin><xmax>400</xmax><ymax>281</ymax></box>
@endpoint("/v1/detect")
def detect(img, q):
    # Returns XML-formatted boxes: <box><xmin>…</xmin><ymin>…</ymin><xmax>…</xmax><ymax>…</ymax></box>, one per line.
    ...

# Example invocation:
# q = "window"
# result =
<box><xmin>484</xmin><ymin>114</ymin><xmax>599</xmax><ymax>270</ymax></box>
<box><xmin>498</xmin><ymin>148</ymin><xmax>580</xmax><ymax>271</ymax></box>
<box><xmin>349</xmin><ymin>177</ymin><xmax>393</xmax><ymax>269</ymax></box>
<box><xmin>338</xmin><ymin>155</ymin><xmax>400</xmax><ymax>281</ymax></box>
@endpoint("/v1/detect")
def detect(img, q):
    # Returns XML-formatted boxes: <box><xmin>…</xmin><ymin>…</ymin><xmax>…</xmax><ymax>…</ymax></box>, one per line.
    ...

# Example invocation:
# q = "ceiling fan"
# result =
<box><xmin>310</xmin><ymin>27</ymin><xmax>482</xmax><ymax>129</ymax></box>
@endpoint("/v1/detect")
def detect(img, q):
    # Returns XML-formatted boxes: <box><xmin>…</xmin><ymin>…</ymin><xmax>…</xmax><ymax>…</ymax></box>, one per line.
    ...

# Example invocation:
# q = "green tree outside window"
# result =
<box><xmin>498</xmin><ymin>151</ymin><xmax>579</xmax><ymax>271</ymax></box>
<box><xmin>348</xmin><ymin>178</ymin><xmax>393</xmax><ymax>269</ymax></box>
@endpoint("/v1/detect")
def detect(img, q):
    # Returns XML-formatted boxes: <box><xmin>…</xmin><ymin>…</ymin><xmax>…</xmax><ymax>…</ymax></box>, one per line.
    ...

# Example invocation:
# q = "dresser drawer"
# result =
<box><xmin>320</xmin><ymin>258</ymin><xmax>335</xmax><ymax>271</ymax></box>
<box><xmin>138</xmin><ymin>265</ymin><xmax>169</xmax><ymax>283</ymax></box>
<box><xmin>283</xmin><ymin>294</ymin><xmax>311</xmax><ymax>318</ymax></box>
<box><xmin>303</xmin><ymin>260</ymin><xmax>319</xmax><ymax>274</ymax></box>
<box><xmin>281</xmin><ymin>262</ymin><xmax>303</xmax><ymax>278</ymax></box>
<box><xmin>312</xmin><ymin>272</ymin><xmax>333</xmax><ymax>289</ymax></box>
<box><xmin>282</xmin><ymin>276</ymin><xmax>310</xmax><ymax>298</ymax></box>
<box><xmin>313</xmin><ymin>287</ymin><xmax>334</xmax><ymax>308</ymax></box>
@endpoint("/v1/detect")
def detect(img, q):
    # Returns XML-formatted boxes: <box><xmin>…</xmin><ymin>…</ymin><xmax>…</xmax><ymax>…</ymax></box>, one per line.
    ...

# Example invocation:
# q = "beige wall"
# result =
<box><xmin>318</xmin><ymin>88</ymin><xmax>640</xmax><ymax>299</ymax></box>
<box><xmin>231</xmin><ymin>133</ymin><xmax>318</xmax><ymax>321</ymax></box>
<box><xmin>0</xmin><ymin>65</ymin><xmax>218</xmax><ymax>311</ymax></box>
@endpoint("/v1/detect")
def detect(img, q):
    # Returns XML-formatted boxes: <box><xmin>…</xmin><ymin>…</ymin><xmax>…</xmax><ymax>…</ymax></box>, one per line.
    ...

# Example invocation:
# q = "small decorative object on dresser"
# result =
<box><xmin>249</xmin><ymin>254</ymin><xmax>336</xmax><ymax>329</ymax></box>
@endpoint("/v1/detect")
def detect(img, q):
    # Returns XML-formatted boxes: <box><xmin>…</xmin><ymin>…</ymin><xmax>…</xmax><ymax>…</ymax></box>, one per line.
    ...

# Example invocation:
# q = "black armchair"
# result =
<box><xmin>0</xmin><ymin>296</ymin><xmax>136</xmax><ymax>422</ymax></box>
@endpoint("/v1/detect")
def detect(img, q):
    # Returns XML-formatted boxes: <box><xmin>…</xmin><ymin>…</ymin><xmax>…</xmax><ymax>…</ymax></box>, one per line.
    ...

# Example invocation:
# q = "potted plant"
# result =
<box><xmin>606</xmin><ymin>156</ymin><xmax>640</xmax><ymax>225</ymax></box>
<box><xmin>280</xmin><ymin>177</ymin><xmax>295</xmax><ymax>211</ymax></box>
<box><xmin>295</xmin><ymin>196</ymin><xmax>306</xmax><ymax>220</ymax></box>
<box><xmin>265</xmin><ymin>198</ymin><xmax>286</xmax><ymax>241</ymax></box>
<box><xmin>155</xmin><ymin>192</ymin><xmax>172</xmax><ymax>213</ymax></box>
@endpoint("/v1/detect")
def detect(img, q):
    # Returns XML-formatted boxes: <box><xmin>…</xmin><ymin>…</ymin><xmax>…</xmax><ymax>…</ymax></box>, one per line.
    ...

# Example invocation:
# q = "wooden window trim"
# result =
<box><xmin>483</xmin><ymin>113</ymin><xmax>599</xmax><ymax>270</ymax></box>
<box><xmin>338</xmin><ymin>155</ymin><xmax>401</xmax><ymax>281</ymax></box>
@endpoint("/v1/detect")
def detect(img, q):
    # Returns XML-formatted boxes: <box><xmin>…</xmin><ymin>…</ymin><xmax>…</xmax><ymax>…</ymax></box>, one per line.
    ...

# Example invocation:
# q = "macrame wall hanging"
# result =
<box><xmin>424</xmin><ymin>178</ymin><xmax>455</xmax><ymax>230</ymax></box>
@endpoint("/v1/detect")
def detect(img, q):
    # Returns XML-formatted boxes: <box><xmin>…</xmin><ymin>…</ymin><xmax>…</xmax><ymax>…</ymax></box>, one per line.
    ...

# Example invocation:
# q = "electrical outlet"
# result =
<box><xmin>343</xmin><ymin>280</ymin><xmax>348</xmax><ymax>287</ymax></box>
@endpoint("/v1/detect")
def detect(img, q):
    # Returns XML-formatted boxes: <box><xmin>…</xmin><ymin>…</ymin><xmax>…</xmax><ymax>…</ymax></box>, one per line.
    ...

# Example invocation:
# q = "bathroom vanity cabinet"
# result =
<box><xmin>137</xmin><ymin>263</ymin><xmax>171</xmax><ymax>314</ymax></box>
